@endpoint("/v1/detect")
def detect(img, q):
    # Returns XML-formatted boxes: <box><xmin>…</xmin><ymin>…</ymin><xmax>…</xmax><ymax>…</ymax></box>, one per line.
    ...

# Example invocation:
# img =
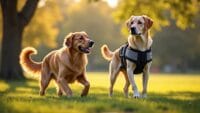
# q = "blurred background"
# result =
<box><xmin>0</xmin><ymin>0</ymin><xmax>200</xmax><ymax>79</ymax></box>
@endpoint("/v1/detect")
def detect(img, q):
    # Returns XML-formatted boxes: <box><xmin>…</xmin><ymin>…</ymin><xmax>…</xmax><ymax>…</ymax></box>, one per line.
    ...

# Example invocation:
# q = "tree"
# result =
<box><xmin>57</xmin><ymin>0</ymin><xmax>126</xmax><ymax>71</ymax></box>
<box><xmin>22</xmin><ymin>0</ymin><xmax>62</xmax><ymax>48</ymax></box>
<box><xmin>112</xmin><ymin>0</ymin><xmax>200</xmax><ymax>72</ymax></box>
<box><xmin>0</xmin><ymin>0</ymin><xmax>39</xmax><ymax>80</ymax></box>
<box><xmin>113</xmin><ymin>0</ymin><xmax>200</xmax><ymax>35</ymax></box>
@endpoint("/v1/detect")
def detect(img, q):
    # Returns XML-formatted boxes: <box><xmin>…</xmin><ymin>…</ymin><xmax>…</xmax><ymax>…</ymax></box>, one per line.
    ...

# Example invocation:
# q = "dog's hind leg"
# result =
<box><xmin>109</xmin><ymin>60</ymin><xmax>120</xmax><ymax>97</ymax></box>
<box><xmin>122</xmin><ymin>70</ymin><xmax>130</xmax><ymax>98</ymax></box>
<box><xmin>39</xmin><ymin>64</ymin><xmax>51</xmax><ymax>96</ymax></box>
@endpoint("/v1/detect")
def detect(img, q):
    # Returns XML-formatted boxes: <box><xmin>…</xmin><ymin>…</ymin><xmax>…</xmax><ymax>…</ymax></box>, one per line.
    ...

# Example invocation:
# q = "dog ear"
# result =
<box><xmin>142</xmin><ymin>15</ymin><xmax>153</xmax><ymax>29</ymax></box>
<box><xmin>64</xmin><ymin>33</ymin><xmax>74</xmax><ymax>48</ymax></box>
<box><xmin>126</xmin><ymin>15</ymin><xmax>134</xmax><ymax>28</ymax></box>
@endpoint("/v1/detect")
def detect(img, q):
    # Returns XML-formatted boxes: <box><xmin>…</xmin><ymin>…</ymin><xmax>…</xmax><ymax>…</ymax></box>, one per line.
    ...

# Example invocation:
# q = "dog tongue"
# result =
<box><xmin>86</xmin><ymin>47</ymin><xmax>91</xmax><ymax>51</ymax></box>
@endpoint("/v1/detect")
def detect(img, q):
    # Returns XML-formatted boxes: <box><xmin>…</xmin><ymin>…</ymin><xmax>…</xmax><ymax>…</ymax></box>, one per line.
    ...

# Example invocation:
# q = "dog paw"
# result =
<box><xmin>81</xmin><ymin>94</ymin><xmax>88</xmax><ymax>97</ymax></box>
<box><xmin>66</xmin><ymin>92</ymin><xmax>73</xmax><ymax>97</ymax></box>
<box><xmin>133</xmin><ymin>92</ymin><xmax>140</xmax><ymax>99</ymax></box>
<box><xmin>39</xmin><ymin>91</ymin><xmax>45</xmax><ymax>96</ymax></box>
<box><xmin>124</xmin><ymin>95</ymin><xmax>129</xmax><ymax>98</ymax></box>
<box><xmin>141</xmin><ymin>94</ymin><xmax>147</xmax><ymax>98</ymax></box>
<box><xmin>67</xmin><ymin>94</ymin><xmax>72</xmax><ymax>98</ymax></box>
<box><xmin>134</xmin><ymin>95</ymin><xmax>140</xmax><ymax>99</ymax></box>
<box><xmin>57</xmin><ymin>92</ymin><xmax>63</xmax><ymax>97</ymax></box>
<box><xmin>109</xmin><ymin>93</ymin><xmax>113</xmax><ymax>98</ymax></box>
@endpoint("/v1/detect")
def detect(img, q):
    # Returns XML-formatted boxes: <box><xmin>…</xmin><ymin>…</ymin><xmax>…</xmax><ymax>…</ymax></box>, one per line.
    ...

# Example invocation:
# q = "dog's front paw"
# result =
<box><xmin>133</xmin><ymin>92</ymin><xmax>140</xmax><ymax>98</ymax></box>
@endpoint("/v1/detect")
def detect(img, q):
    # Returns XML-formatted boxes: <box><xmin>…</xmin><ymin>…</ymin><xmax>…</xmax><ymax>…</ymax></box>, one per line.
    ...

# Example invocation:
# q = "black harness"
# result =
<box><xmin>119</xmin><ymin>43</ymin><xmax>152</xmax><ymax>74</ymax></box>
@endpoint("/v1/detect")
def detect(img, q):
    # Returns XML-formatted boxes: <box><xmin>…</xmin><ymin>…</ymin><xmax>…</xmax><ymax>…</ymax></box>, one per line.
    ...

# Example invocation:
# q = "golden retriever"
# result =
<box><xmin>20</xmin><ymin>31</ymin><xmax>94</xmax><ymax>97</ymax></box>
<box><xmin>101</xmin><ymin>15</ymin><xmax>153</xmax><ymax>98</ymax></box>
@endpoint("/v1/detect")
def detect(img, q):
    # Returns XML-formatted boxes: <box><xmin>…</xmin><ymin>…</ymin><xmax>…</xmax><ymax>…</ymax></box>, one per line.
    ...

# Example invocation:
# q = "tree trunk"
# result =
<box><xmin>0</xmin><ymin>0</ymin><xmax>39</xmax><ymax>80</ymax></box>
<box><xmin>0</xmin><ymin>22</ymin><xmax>24</xmax><ymax>80</ymax></box>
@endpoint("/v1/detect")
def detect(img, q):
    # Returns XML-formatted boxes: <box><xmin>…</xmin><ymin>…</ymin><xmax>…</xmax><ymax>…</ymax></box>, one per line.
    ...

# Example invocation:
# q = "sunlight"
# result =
<box><xmin>74</xmin><ymin>0</ymin><xmax>81</xmax><ymax>3</ymax></box>
<box><xmin>106</xmin><ymin>0</ymin><xmax>118</xmax><ymax>8</ymax></box>
<box><xmin>71</xmin><ymin>0</ymin><xmax>119</xmax><ymax>8</ymax></box>
<box><xmin>0</xmin><ymin>80</ymin><xmax>9</xmax><ymax>92</ymax></box>
<box><xmin>38</xmin><ymin>0</ymin><xmax>46</xmax><ymax>8</ymax></box>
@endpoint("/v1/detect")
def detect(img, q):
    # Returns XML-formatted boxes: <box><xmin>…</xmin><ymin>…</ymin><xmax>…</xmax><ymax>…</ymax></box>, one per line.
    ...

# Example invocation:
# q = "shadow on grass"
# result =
<box><xmin>0</xmin><ymin>80</ymin><xmax>39</xmax><ymax>113</ymax></box>
<box><xmin>148</xmin><ymin>92</ymin><xmax>200</xmax><ymax>113</ymax></box>
<box><xmin>0</xmin><ymin>80</ymin><xmax>200</xmax><ymax>113</ymax></box>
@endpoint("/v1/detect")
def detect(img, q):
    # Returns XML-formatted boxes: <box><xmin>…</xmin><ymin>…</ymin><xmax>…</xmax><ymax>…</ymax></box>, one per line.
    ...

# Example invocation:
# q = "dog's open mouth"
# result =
<box><xmin>78</xmin><ymin>46</ymin><xmax>92</xmax><ymax>53</ymax></box>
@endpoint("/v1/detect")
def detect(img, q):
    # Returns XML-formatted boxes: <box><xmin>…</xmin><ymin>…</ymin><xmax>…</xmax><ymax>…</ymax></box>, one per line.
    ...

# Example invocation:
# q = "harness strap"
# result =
<box><xmin>126</xmin><ymin>47</ymin><xmax>152</xmax><ymax>63</ymax></box>
<box><xmin>119</xmin><ymin>44</ymin><xmax>128</xmax><ymax>68</ymax></box>
<box><xmin>119</xmin><ymin>43</ymin><xmax>152</xmax><ymax>74</ymax></box>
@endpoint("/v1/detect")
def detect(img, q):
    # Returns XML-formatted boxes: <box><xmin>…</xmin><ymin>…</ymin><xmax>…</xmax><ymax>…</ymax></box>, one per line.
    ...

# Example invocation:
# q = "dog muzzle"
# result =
<box><xmin>89</xmin><ymin>40</ymin><xmax>95</xmax><ymax>47</ymax></box>
<box><xmin>131</xmin><ymin>27</ymin><xmax>141</xmax><ymax>35</ymax></box>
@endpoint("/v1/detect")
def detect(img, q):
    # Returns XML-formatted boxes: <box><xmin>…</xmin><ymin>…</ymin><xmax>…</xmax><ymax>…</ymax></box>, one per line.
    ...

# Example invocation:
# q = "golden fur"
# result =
<box><xmin>20</xmin><ymin>31</ymin><xmax>94</xmax><ymax>97</ymax></box>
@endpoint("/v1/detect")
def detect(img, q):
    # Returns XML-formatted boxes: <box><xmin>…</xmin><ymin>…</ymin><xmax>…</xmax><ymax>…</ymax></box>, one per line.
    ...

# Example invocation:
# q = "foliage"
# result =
<box><xmin>0</xmin><ymin>72</ymin><xmax>200</xmax><ymax>113</ymax></box>
<box><xmin>153</xmin><ymin>19</ymin><xmax>200</xmax><ymax>71</ymax></box>
<box><xmin>1</xmin><ymin>0</ymin><xmax>200</xmax><ymax>72</ymax></box>
<box><xmin>21</xmin><ymin>0</ymin><xmax>62</xmax><ymax>48</ymax></box>
<box><xmin>57</xmin><ymin>0</ymin><xmax>126</xmax><ymax>70</ymax></box>
<box><xmin>113</xmin><ymin>0</ymin><xmax>200</xmax><ymax>35</ymax></box>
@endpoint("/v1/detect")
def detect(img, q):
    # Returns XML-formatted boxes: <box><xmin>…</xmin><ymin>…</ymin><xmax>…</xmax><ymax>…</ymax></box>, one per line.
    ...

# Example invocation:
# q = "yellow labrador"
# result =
<box><xmin>101</xmin><ymin>15</ymin><xmax>153</xmax><ymax>98</ymax></box>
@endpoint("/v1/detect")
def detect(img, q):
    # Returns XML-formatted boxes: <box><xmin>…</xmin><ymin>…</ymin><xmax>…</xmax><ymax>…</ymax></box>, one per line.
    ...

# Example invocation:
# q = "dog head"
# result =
<box><xmin>126</xmin><ymin>15</ymin><xmax>153</xmax><ymax>36</ymax></box>
<box><xmin>64</xmin><ymin>31</ymin><xmax>94</xmax><ymax>54</ymax></box>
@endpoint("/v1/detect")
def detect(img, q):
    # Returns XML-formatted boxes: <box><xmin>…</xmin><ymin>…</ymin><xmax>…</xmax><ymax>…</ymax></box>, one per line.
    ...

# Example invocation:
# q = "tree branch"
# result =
<box><xmin>0</xmin><ymin>0</ymin><xmax>18</xmax><ymax>25</ymax></box>
<box><xmin>18</xmin><ymin>0</ymin><xmax>39</xmax><ymax>27</ymax></box>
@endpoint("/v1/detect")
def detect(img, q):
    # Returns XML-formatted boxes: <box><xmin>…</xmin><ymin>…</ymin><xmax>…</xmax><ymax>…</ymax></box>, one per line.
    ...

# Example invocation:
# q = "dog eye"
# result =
<box><xmin>130</xmin><ymin>21</ymin><xmax>133</xmax><ymax>25</ymax></box>
<box><xmin>79</xmin><ymin>36</ymin><xmax>84</xmax><ymax>40</ymax></box>
<box><xmin>138</xmin><ymin>21</ymin><xmax>142</xmax><ymax>24</ymax></box>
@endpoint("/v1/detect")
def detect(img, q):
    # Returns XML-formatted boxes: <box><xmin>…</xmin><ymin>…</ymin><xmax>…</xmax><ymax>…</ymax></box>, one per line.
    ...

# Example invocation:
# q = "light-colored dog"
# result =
<box><xmin>20</xmin><ymin>31</ymin><xmax>94</xmax><ymax>97</ymax></box>
<box><xmin>101</xmin><ymin>15</ymin><xmax>153</xmax><ymax>98</ymax></box>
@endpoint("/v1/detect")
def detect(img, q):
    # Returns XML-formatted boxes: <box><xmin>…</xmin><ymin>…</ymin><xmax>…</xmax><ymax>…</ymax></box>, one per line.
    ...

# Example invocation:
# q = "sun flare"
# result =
<box><xmin>106</xmin><ymin>0</ymin><xmax>118</xmax><ymax>8</ymax></box>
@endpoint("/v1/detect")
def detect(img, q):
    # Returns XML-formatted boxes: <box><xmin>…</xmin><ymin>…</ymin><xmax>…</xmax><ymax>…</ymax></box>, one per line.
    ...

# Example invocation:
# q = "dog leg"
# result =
<box><xmin>109</xmin><ymin>61</ymin><xmax>120</xmax><ymax>97</ymax></box>
<box><xmin>126</xmin><ymin>61</ymin><xmax>140</xmax><ymax>98</ymax></box>
<box><xmin>141</xmin><ymin>72</ymin><xmax>148</xmax><ymax>98</ymax></box>
<box><xmin>57</xmin><ymin>77</ymin><xmax>72</xmax><ymax>97</ymax></box>
<box><xmin>57</xmin><ymin>88</ymin><xmax>63</xmax><ymax>97</ymax></box>
<box><xmin>39</xmin><ymin>68</ymin><xmax>51</xmax><ymax>96</ymax></box>
<box><xmin>142</xmin><ymin>63</ymin><xmax>151</xmax><ymax>98</ymax></box>
<box><xmin>53</xmin><ymin>76</ymin><xmax>63</xmax><ymax>96</ymax></box>
<box><xmin>77</xmin><ymin>75</ymin><xmax>90</xmax><ymax>97</ymax></box>
<box><xmin>56</xmin><ymin>82</ymin><xmax>63</xmax><ymax>96</ymax></box>
<box><xmin>122</xmin><ymin>70</ymin><xmax>130</xmax><ymax>98</ymax></box>
<box><xmin>57</xmin><ymin>67</ymin><xmax>73</xmax><ymax>97</ymax></box>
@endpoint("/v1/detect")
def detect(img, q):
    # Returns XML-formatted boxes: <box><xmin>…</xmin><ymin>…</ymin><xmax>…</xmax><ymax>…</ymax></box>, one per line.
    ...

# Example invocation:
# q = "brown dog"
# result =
<box><xmin>101</xmin><ymin>15</ymin><xmax>153</xmax><ymax>98</ymax></box>
<box><xmin>20</xmin><ymin>31</ymin><xmax>94</xmax><ymax>97</ymax></box>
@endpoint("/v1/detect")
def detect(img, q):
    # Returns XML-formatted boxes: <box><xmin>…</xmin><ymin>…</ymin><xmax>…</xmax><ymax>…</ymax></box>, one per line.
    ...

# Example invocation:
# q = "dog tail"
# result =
<box><xmin>20</xmin><ymin>47</ymin><xmax>42</xmax><ymax>75</ymax></box>
<box><xmin>101</xmin><ymin>45</ymin><xmax>114</xmax><ymax>61</ymax></box>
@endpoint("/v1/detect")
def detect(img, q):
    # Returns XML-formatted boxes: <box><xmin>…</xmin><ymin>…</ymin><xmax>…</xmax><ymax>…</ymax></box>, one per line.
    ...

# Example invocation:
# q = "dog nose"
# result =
<box><xmin>131</xmin><ymin>27</ymin><xmax>137</xmax><ymax>35</ymax></box>
<box><xmin>89</xmin><ymin>40</ymin><xmax>94</xmax><ymax>47</ymax></box>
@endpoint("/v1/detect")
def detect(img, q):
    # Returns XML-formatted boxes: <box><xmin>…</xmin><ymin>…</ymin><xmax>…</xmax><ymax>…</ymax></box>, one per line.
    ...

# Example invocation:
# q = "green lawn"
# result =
<box><xmin>0</xmin><ymin>72</ymin><xmax>200</xmax><ymax>113</ymax></box>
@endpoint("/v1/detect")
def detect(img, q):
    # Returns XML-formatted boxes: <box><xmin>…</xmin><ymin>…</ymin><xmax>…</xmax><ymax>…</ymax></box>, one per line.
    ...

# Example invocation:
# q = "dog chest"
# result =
<box><xmin>119</xmin><ymin>44</ymin><xmax>152</xmax><ymax>74</ymax></box>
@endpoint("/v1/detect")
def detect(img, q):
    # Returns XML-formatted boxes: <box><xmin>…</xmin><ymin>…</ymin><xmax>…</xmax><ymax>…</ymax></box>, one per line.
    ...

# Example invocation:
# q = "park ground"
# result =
<box><xmin>0</xmin><ymin>72</ymin><xmax>200</xmax><ymax>113</ymax></box>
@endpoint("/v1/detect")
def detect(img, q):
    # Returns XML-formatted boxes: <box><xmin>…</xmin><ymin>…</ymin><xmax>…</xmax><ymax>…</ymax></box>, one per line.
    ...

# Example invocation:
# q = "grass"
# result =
<box><xmin>0</xmin><ymin>72</ymin><xmax>200</xmax><ymax>113</ymax></box>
